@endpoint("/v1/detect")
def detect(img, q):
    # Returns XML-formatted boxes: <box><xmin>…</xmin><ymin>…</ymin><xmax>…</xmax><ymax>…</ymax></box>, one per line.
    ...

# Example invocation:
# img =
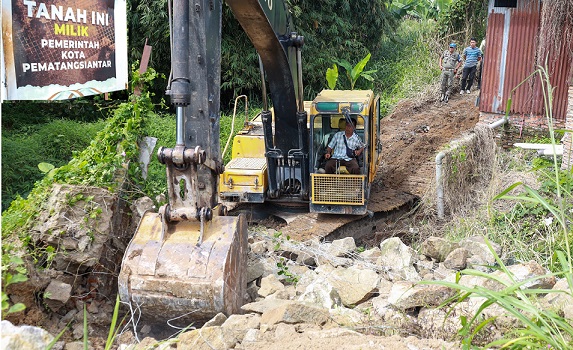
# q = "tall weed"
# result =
<box><xmin>1</xmin><ymin>120</ymin><xmax>104</xmax><ymax>210</ymax></box>
<box><xmin>427</xmin><ymin>66</ymin><xmax>572</xmax><ymax>348</ymax></box>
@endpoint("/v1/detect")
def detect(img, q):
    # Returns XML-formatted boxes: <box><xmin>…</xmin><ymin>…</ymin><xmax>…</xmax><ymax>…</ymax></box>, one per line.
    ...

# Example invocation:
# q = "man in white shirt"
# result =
<box><xmin>324</xmin><ymin>118</ymin><xmax>365</xmax><ymax>174</ymax></box>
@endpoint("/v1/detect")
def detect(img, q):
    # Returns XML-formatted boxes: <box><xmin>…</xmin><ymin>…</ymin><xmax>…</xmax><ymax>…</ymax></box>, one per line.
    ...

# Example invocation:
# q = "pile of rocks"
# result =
<box><xmin>119</xmin><ymin>231</ymin><xmax>571</xmax><ymax>349</ymax></box>
<box><xmin>3</xmin><ymin>200</ymin><xmax>572</xmax><ymax>349</ymax></box>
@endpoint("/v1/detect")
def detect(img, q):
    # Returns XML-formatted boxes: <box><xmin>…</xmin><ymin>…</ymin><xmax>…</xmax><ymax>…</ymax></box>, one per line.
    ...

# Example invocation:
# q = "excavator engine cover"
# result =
<box><xmin>118</xmin><ymin>211</ymin><xmax>247</xmax><ymax>325</ymax></box>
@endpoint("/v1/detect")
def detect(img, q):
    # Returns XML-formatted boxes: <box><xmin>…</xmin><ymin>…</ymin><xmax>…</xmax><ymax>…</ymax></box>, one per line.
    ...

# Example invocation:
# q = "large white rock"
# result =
<box><xmin>484</xmin><ymin>261</ymin><xmax>556</xmax><ymax>291</ymax></box>
<box><xmin>325</xmin><ymin>266</ymin><xmax>380</xmax><ymax>307</ymax></box>
<box><xmin>543</xmin><ymin>278</ymin><xmax>573</xmax><ymax>321</ymax></box>
<box><xmin>260</xmin><ymin>302</ymin><xmax>330</xmax><ymax>325</ymax></box>
<box><xmin>298</xmin><ymin>277</ymin><xmax>342</xmax><ymax>309</ymax></box>
<box><xmin>177</xmin><ymin>326</ymin><xmax>236</xmax><ymax>350</ymax></box>
<box><xmin>387</xmin><ymin>281</ymin><xmax>456</xmax><ymax>310</ymax></box>
<box><xmin>459</xmin><ymin>236</ymin><xmax>502</xmax><ymax>265</ymax></box>
<box><xmin>221</xmin><ymin>314</ymin><xmax>261</xmax><ymax>343</ymax></box>
<box><xmin>377</xmin><ymin>237</ymin><xmax>420</xmax><ymax>281</ymax></box>
<box><xmin>258</xmin><ymin>274</ymin><xmax>285</xmax><ymax>297</ymax></box>
<box><xmin>0</xmin><ymin>320</ymin><xmax>54</xmax><ymax>350</ymax></box>
<box><xmin>420</xmin><ymin>236</ymin><xmax>460</xmax><ymax>262</ymax></box>
<box><xmin>326</xmin><ymin>237</ymin><xmax>357</xmax><ymax>257</ymax></box>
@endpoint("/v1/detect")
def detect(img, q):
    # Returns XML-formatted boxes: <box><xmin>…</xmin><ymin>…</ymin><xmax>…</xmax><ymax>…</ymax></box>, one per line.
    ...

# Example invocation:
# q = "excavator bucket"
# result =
<box><xmin>118</xmin><ymin>211</ymin><xmax>247</xmax><ymax>325</ymax></box>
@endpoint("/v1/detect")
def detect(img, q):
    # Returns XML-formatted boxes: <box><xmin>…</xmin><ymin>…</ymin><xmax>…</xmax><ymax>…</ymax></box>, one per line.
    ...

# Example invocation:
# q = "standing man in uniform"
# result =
<box><xmin>439</xmin><ymin>43</ymin><xmax>461</xmax><ymax>103</ymax></box>
<box><xmin>460</xmin><ymin>37</ymin><xmax>483</xmax><ymax>94</ymax></box>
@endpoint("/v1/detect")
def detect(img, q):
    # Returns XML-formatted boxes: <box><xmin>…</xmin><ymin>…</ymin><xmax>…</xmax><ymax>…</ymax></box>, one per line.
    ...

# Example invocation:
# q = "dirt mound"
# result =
<box><xmin>376</xmin><ymin>92</ymin><xmax>481</xmax><ymax>196</ymax></box>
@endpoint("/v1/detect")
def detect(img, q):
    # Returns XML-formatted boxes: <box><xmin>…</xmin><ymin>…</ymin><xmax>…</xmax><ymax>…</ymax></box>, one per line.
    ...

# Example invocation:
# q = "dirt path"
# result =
<box><xmin>375</xmin><ymin>91</ymin><xmax>481</xmax><ymax>197</ymax></box>
<box><xmin>237</xmin><ymin>333</ymin><xmax>460</xmax><ymax>350</ymax></box>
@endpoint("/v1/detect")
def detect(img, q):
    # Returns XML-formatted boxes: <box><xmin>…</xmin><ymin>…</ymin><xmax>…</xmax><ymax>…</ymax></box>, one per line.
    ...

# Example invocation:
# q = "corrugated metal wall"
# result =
<box><xmin>479</xmin><ymin>0</ymin><xmax>571</xmax><ymax>121</ymax></box>
<box><xmin>549</xmin><ymin>34</ymin><xmax>572</xmax><ymax>121</ymax></box>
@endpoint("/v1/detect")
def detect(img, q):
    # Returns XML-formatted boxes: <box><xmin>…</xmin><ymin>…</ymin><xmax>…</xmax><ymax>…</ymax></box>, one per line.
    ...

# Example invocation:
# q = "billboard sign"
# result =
<box><xmin>1</xmin><ymin>0</ymin><xmax>128</xmax><ymax>100</ymax></box>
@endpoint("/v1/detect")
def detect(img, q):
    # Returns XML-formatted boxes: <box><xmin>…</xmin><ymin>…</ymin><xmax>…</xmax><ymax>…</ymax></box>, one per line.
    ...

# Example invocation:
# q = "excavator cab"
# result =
<box><xmin>309</xmin><ymin>89</ymin><xmax>381</xmax><ymax>215</ymax></box>
<box><xmin>313</xmin><ymin>115</ymin><xmax>366</xmax><ymax>174</ymax></box>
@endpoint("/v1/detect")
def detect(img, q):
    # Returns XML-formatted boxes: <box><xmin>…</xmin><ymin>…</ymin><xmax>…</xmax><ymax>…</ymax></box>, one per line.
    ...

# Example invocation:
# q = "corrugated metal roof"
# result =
<box><xmin>479</xmin><ymin>0</ymin><xmax>570</xmax><ymax>121</ymax></box>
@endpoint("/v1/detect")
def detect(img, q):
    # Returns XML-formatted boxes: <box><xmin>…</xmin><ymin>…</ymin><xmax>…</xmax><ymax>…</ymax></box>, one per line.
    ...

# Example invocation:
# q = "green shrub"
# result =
<box><xmin>372</xmin><ymin>19</ymin><xmax>441</xmax><ymax>116</ymax></box>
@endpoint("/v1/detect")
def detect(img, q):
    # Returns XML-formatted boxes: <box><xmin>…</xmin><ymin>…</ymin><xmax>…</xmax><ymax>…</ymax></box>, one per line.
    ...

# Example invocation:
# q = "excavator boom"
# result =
<box><xmin>118</xmin><ymin>0</ymin><xmax>255</xmax><ymax>326</ymax></box>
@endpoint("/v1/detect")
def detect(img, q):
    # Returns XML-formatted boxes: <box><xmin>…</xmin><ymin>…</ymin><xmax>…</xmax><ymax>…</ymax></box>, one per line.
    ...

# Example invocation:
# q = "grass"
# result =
<box><xmin>1</xmin><ymin>119</ymin><xmax>105</xmax><ymax>210</ymax></box>
<box><xmin>1</xmin><ymin>98</ymin><xmax>257</xmax><ymax>211</ymax></box>
<box><xmin>424</xmin><ymin>246</ymin><xmax>573</xmax><ymax>349</ymax></box>
<box><xmin>421</xmin><ymin>65</ymin><xmax>573</xmax><ymax>349</ymax></box>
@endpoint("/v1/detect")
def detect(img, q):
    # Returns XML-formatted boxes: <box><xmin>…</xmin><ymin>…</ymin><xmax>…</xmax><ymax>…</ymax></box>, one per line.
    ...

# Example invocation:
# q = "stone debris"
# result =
<box><xmin>203</xmin><ymin>312</ymin><xmax>228</xmax><ymax>328</ymax></box>
<box><xmin>43</xmin><ymin>280</ymin><xmax>72</xmax><ymax>312</ymax></box>
<box><xmin>325</xmin><ymin>266</ymin><xmax>379</xmax><ymax>307</ymax></box>
<box><xmin>258</xmin><ymin>274</ymin><xmax>286</xmax><ymax>297</ymax></box>
<box><xmin>443</xmin><ymin>247</ymin><xmax>469</xmax><ymax>270</ymax></box>
<box><xmin>298</xmin><ymin>277</ymin><xmax>342</xmax><ymax>309</ymax></box>
<box><xmin>260</xmin><ymin>302</ymin><xmax>331</xmax><ymax>326</ymax></box>
<box><xmin>420</xmin><ymin>236</ymin><xmax>460</xmax><ymax>262</ymax></box>
<box><xmin>377</xmin><ymin>237</ymin><xmax>420</xmax><ymax>281</ymax></box>
<box><xmin>459</xmin><ymin>235</ymin><xmax>502</xmax><ymax>265</ymax></box>
<box><xmin>5</xmin><ymin>202</ymin><xmax>572</xmax><ymax>350</ymax></box>
<box><xmin>326</xmin><ymin>237</ymin><xmax>357</xmax><ymax>257</ymax></box>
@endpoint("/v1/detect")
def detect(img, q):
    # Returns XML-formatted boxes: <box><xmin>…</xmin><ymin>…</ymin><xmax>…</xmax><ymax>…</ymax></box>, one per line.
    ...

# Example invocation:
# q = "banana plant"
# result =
<box><xmin>326</xmin><ymin>64</ymin><xmax>338</xmax><ymax>90</ymax></box>
<box><xmin>327</xmin><ymin>53</ymin><xmax>376</xmax><ymax>90</ymax></box>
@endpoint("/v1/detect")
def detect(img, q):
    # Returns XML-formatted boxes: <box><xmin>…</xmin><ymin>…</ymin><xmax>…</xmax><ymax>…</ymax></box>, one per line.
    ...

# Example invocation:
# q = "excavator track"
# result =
<box><xmin>230</xmin><ymin>187</ymin><xmax>417</xmax><ymax>241</ymax></box>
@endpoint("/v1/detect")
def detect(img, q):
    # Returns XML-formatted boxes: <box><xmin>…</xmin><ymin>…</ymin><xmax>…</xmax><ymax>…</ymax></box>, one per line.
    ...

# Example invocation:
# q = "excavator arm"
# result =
<box><xmin>118</xmin><ymin>0</ymin><xmax>307</xmax><ymax>327</ymax></box>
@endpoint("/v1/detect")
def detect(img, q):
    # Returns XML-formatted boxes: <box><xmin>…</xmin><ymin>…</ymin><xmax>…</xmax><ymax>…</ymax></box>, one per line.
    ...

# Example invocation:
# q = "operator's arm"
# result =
<box><xmin>325</xmin><ymin>132</ymin><xmax>339</xmax><ymax>159</ymax></box>
<box><xmin>325</xmin><ymin>147</ymin><xmax>332</xmax><ymax>159</ymax></box>
<box><xmin>439</xmin><ymin>54</ymin><xmax>444</xmax><ymax>70</ymax></box>
<box><xmin>352</xmin><ymin>135</ymin><xmax>366</xmax><ymax>157</ymax></box>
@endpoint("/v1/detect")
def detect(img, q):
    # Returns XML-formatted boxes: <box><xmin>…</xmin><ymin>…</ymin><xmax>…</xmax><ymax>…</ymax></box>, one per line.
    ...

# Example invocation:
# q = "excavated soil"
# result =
<box><xmin>375</xmin><ymin>92</ymin><xmax>481</xmax><ymax>197</ymax></box>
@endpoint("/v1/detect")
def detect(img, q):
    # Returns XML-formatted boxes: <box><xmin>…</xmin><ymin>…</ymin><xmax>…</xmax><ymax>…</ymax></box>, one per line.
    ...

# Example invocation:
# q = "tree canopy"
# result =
<box><xmin>127</xmin><ymin>0</ymin><xmax>396</xmax><ymax>104</ymax></box>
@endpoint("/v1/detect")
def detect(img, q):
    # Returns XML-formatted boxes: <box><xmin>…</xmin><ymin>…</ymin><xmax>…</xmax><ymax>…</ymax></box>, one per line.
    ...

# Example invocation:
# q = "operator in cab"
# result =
<box><xmin>324</xmin><ymin>117</ymin><xmax>365</xmax><ymax>174</ymax></box>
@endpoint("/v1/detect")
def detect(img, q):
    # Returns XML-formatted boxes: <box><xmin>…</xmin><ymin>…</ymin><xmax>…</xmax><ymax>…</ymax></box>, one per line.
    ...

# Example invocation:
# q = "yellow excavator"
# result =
<box><xmin>221</xmin><ymin>89</ymin><xmax>382</xmax><ymax>215</ymax></box>
<box><xmin>119</xmin><ymin>0</ymin><xmax>382</xmax><ymax>325</ymax></box>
